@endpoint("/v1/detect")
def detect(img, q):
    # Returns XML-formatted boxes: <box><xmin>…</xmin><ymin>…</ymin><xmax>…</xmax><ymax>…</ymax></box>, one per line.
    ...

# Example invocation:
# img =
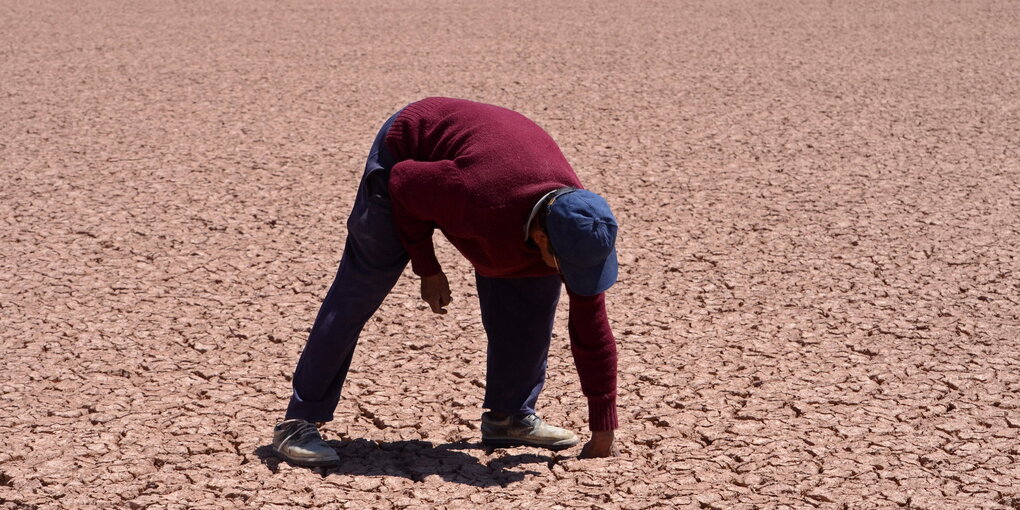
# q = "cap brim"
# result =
<box><xmin>560</xmin><ymin>248</ymin><xmax>618</xmax><ymax>296</ymax></box>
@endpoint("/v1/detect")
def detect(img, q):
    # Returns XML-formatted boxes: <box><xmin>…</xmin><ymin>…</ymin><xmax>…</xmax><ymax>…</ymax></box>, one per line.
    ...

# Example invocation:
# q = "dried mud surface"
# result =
<box><xmin>2</xmin><ymin>1</ymin><xmax>1019</xmax><ymax>509</ymax></box>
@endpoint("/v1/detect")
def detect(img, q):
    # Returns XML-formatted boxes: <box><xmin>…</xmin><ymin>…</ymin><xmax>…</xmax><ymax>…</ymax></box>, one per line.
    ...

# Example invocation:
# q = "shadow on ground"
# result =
<box><xmin>254</xmin><ymin>439</ymin><xmax>550</xmax><ymax>487</ymax></box>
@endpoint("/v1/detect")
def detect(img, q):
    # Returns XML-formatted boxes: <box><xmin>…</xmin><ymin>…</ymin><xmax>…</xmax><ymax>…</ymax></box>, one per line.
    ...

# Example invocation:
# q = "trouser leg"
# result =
<box><xmin>285</xmin><ymin>108</ymin><xmax>407</xmax><ymax>422</ymax></box>
<box><xmin>476</xmin><ymin>273</ymin><xmax>562</xmax><ymax>415</ymax></box>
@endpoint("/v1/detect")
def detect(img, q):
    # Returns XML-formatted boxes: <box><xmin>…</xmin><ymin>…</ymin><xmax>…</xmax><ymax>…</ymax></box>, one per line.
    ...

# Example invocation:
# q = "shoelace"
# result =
<box><xmin>280</xmin><ymin>421</ymin><xmax>321</xmax><ymax>447</ymax></box>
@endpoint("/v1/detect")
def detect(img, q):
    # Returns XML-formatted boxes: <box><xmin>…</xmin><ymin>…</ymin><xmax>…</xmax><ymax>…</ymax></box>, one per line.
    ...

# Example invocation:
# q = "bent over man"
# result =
<box><xmin>272</xmin><ymin>97</ymin><xmax>620</xmax><ymax>465</ymax></box>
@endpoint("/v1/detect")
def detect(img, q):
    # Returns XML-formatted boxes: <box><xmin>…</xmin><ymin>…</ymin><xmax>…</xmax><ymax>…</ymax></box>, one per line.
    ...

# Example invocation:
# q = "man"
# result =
<box><xmin>273</xmin><ymin>98</ymin><xmax>619</xmax><ymax>466</ymax></box>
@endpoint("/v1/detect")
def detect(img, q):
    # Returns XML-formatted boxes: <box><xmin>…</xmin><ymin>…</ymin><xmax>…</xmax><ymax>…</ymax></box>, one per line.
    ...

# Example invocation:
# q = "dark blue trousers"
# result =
<box><xmin>285</xmin><ymin>110</ymin><xmax>562</xmax><ymax>422</ymax></box>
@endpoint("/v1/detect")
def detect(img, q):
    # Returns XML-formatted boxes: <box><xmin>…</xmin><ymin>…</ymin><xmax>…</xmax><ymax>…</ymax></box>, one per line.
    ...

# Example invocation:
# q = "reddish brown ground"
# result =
<box><xmin>2</xmin><ymin>1</ymin><xmax>1019</xmax><ymax>508</ymax></box>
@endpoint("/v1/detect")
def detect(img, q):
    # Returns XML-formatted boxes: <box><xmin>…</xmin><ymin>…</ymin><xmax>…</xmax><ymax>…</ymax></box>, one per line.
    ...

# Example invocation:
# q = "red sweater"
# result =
<box><xmin>385</xmin><ymin>98</ymin><xmax>618</xmax><ymax>431</ymax></box>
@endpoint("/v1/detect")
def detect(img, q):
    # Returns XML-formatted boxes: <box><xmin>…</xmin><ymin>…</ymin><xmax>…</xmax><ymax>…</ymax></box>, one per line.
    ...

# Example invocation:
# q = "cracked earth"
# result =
<box><xmin>2</xmin><ymin>1</ymin><xmax>1019</xmax><ymax>509</ymax></box>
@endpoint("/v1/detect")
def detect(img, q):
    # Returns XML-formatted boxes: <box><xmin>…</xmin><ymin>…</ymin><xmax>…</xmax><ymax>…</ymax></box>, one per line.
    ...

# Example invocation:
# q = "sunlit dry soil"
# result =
<box><xmin>2</xmin><ymin>1</ymin><xmax>1019</xmax><ymax>508</ymax></box>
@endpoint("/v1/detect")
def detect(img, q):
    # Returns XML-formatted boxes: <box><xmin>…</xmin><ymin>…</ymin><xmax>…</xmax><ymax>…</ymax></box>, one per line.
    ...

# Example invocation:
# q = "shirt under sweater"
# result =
<box><xmin>384</xmin><ymin>97</ymin><xmax>618</xmax><ymax>431</ymax></box>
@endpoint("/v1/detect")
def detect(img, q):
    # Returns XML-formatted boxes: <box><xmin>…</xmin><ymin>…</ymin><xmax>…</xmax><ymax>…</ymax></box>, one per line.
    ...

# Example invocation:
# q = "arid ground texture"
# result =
<box><xmin>2</xmin><ymin>1</ymin><xmax>1019</xmax><ymax>509</ymax></box>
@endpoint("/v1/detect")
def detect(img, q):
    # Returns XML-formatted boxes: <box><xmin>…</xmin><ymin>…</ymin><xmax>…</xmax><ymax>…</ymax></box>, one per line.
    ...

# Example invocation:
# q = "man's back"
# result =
<box><xmin>385</xmin><ymin>97</ymin><xmax>582</xmax><ymax>278</ymax></box>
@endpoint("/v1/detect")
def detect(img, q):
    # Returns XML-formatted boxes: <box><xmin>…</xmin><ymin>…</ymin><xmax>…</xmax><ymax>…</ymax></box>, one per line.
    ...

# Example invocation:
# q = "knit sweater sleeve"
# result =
<box><xmin>567</xmin><ymin>289</ymin><xmax>619</xmax><ymax>431</ymax></box>
<box><xmin>388</xmin><ymin>159</ymin><xmax>459</xmax><ymax>277</ymax></box>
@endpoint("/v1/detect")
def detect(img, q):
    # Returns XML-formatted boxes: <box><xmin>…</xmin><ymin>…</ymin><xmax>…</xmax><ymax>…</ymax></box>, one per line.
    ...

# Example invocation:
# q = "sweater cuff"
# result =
<box><xmin>408</xmin><ymin>246</ymin><xmax>442</xmax><ymax>277</ymax></box>
<box><xmin>587</xmin><ymin>395</ymin><xmax>618</xmax><ymax>431</ymax></box>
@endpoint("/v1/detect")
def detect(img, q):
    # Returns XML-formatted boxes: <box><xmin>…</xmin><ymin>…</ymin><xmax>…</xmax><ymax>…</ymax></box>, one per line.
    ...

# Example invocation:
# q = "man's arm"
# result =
<box><xmin>567</xmin><ymin>289</ymin><xmax>619</xmax><ymax>457</ymax></box>
<box><xmin>389</xmin><ymin>160</ymin><xmax>460</xmax><ymax>312</ymax></box>
<box><xmin>389</xmin><ymin>161</ymin><xmax>446</xmax><ymax>277</ymax></box>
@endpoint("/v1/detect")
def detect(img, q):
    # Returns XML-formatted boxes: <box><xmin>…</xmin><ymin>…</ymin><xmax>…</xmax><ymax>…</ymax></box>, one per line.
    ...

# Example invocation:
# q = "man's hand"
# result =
<box><xmin>420</xmin><ymin>272</ymin><xmax>452</xmax><ymax>314</ymax></box>
<box><xmin>579</xmin><ymin>430</ymin><xmax>617</xmax><ymax>459</ymax></box>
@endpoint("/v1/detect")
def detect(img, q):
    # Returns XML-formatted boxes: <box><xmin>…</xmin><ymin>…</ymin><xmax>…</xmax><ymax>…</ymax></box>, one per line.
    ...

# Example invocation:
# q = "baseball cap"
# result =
<box><xmin>542</xmin><ymin>189</ymin><xmax>619</xmax><ymax>296</ymax></box>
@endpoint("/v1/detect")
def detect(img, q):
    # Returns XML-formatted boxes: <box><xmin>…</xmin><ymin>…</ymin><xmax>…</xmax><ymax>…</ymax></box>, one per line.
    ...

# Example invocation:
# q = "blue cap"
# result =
<box><xmin>545</xmin><ymin>189</ymin><xmax>619</xmax><ymax>296</ymax></box>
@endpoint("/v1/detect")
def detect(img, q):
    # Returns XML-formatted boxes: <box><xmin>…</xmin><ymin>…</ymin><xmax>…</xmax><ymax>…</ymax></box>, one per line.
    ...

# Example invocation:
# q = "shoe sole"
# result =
<box><xmin>482</xmin><ymin>437</ymin><xmax>579</xmax><ymax>451</ymax></box>
<box><xmin>274</xmin><ymin>451</ymin><xmax>340</xmax><ymax>468</ymax></box>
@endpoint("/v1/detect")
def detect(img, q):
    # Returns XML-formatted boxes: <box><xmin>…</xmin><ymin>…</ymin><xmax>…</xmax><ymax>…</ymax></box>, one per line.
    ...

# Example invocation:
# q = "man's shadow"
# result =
<box><xmin>254</xmin><ymin>438</ymin><xmax>553</xmax><ymax>487</ymax></box>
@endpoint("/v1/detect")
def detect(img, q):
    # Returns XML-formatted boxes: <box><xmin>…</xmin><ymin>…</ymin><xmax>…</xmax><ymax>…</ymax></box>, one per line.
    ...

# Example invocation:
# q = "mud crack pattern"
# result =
<box><xmin>2</xmin><ymin>1</ymin><xmax>1018</xmax><ymax>508</ymax></box>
